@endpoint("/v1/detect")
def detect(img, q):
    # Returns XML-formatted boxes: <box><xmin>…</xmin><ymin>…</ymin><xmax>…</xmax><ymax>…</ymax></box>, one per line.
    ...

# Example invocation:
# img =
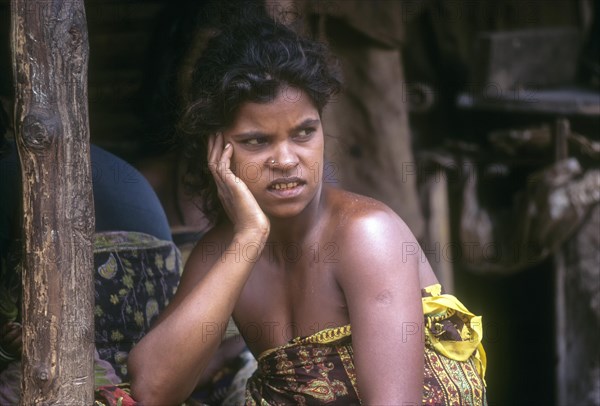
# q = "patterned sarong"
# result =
<box><xmin>246</xmin><ymin>284</ymin><xmax>487</xmax><ymax>405</ymax></box>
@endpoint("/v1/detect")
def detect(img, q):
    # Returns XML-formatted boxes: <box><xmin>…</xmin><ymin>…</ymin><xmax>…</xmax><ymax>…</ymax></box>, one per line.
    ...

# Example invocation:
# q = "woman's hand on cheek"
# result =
<box><xmin>208</xmin><ymin>132</ymin><xmax>270</xmax><ymax>241</ymax></box>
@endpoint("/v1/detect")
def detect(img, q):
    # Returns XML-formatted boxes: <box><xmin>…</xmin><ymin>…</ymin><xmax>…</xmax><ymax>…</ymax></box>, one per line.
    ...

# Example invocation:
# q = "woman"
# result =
<box><xmin>128</xmin><ymin>17</ymin><xmax>486</xmax><ymax>405</ymax></box>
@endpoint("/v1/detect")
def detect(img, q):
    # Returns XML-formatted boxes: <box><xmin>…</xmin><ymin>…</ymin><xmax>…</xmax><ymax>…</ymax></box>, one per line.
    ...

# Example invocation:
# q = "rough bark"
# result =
<box><xmin>10</xmin><ymin>0</ymin><xmax>95</xmax><ymax>404</ymax></box>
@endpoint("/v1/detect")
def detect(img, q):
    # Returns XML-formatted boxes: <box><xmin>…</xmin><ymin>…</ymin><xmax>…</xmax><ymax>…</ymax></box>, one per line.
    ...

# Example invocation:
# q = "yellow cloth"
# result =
<box><xmin>422</xmin><ymin>284</ymin><xmax>487</xmax><ymax>382</ymax></box>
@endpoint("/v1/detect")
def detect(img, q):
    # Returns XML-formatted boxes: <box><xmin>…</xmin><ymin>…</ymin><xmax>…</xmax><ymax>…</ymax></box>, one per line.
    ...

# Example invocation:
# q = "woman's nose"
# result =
<box><xmin>268</xmin><ymin>143</ymin><xmax>298</xmax><ymax>170</ymax></box>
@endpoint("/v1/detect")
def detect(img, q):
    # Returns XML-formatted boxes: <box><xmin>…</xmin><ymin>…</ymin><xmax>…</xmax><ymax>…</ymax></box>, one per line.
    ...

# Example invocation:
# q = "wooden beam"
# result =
<box><xmin>425</xmin><ymin>169</ymin><xmax>454</xmax><ymax>293</ymax></box>
<box><xmin>10</xmin><ymin>0</ymin><xmax>95</xmax><ymax>403</ymax></box>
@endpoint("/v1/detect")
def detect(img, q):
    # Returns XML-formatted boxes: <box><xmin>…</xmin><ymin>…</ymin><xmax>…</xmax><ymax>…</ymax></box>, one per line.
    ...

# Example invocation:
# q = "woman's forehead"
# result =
<box><xmin>231</xmin><ymin>88</ymin><xmax>319</xmax><ymax>131</ymax></box>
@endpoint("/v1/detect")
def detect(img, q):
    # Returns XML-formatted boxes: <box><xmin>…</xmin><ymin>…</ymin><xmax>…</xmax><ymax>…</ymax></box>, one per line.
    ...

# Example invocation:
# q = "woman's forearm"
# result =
<box><xmin>128</xmin><ymin>231</ymin><xmax>266</xmax><ymax>405</ymax></box>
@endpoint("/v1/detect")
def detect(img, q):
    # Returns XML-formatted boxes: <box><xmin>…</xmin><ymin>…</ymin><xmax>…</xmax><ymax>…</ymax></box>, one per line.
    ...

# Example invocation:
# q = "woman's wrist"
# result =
<box><xmin>231</xmin><ymin>229</ymin><xmax>268</xmax><ymax>262</ymax></box>
<box><xmin>233</xmin><ymin>231</ymin><xmax>268</xmax><ymax>246</ymax></box>
<box><xmin>234</xmin><ymin>224</ymin><xmax>270</xmax><ymax>244</ymax></box>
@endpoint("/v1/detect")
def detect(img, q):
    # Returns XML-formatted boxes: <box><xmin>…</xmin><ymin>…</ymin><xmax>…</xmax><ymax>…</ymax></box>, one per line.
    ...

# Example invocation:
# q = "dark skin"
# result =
<box><xmin>129</xmin><ymin>88</ymin><xmax>438</xmax><ymax>405</ymax></box>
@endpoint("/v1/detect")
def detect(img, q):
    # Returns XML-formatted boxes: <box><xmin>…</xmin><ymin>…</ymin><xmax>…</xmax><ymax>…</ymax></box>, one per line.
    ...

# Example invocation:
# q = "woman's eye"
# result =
<box><xmin>296</xmin><ymin>128</ymin><xmax>315</xmax><ymax>139</ymax></box>
<box><xmin>244</xmin><ymin>138</ymin><xmax>265</xmax><ymax>146</ymax></box>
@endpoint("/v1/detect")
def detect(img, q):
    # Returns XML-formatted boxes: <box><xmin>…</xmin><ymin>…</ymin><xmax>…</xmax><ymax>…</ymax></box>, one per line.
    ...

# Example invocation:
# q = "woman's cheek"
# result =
<box><xmin>229</xmin><ymin>155</ymin><xmax>257</xmax><ymax>185</ymax></box>
<box><xmin>241</xmin><ymin>160</ymin><xmax>264</xmax><ymax>187</ymax></box>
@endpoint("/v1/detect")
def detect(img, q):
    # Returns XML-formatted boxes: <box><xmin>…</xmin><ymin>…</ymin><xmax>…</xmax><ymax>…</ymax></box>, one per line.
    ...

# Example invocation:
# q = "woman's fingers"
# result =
<box><xmin>208</xmin><ymin>132</ymin><xmax>215</xmax><ymax>153</ymax></box>
<box><xmin>205</xmin><ymin>132</ymin><xmax>268</xmax><ymax>236</ymax></box>
<box><xmin>207</xmin><ymin>133</ymin><xmax>235</xmax><ymax>204</ymax></box>
<box><xmin>209</xmin><ymin>132</ymin><xmax>234</xmax><ymax>186</ymax></box>
<box><xmin>219</xmin><ymin>142</ymin><xmax>234</xmax><ymax>179</ymax></box>
<box><xmin>207</xmin><ymin>133</ymin><xmax>221</xmax><ymax>176</ymax></box>
<box><xmin>219</xmin><ymin>143</ymin><xmax>254</xmax><ymax>199</ymax></box>
<box><xmin>208</xmin><ymin>132</ymin><xmax>224</xmax><ymax>165</ymax></box>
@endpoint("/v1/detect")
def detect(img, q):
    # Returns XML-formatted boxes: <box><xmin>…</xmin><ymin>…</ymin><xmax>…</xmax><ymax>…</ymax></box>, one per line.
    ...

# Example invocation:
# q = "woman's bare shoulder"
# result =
<box><xmin>325</xmin><ymin>188</ymin><xmax>412</xmax><ymax>235</ymax></box>
<box><xmin>324</xmin><ymin>187</ymin><xmax>437</xmax><ymax>286</ymax></box>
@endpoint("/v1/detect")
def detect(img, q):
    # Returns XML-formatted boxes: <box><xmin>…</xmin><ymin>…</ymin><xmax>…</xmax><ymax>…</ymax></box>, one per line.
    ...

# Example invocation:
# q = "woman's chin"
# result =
<box><xmin>257</xmin><ymin>183</ymin><xmax>321</xmax><ymax>221</ymax></box>
<box><xmin>264</xmin><ymin>205</ymin><xmax>306</xmax><ymax>220</ymax></box>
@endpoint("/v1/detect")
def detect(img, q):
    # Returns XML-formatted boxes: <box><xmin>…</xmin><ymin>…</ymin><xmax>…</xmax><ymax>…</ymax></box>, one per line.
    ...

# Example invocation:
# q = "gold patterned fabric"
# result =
<box><xmin>246</xmin><ymin>325</ymin><xmax>359</xmax><ymax>405</ymax></box>
<box><xmin>245</xmin><ymin>285</ymin><xmax>487</xmax><ymax>405</ymax></box>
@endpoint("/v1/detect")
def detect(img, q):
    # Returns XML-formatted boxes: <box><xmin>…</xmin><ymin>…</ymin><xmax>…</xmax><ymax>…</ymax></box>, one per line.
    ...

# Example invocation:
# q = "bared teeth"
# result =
<box><xmin>273</xmin><ymin>182</ymin><xmax>298</xmax><ymax>190</ymax></box>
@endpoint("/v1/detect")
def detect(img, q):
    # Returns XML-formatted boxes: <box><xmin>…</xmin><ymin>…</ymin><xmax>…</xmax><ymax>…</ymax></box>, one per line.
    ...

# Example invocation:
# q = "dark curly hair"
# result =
<box><xmin>178</xmin><ymin>17</ymin><xmax>341</xmax><ymax>225</ymax></box>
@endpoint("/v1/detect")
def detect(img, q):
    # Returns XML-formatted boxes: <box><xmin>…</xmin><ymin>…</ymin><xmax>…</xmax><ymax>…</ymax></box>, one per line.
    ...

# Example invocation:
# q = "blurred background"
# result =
<box><xmin>1</xmin><ymin>1</ymin><xmax>598</xmax><ymax>405</ymax></box>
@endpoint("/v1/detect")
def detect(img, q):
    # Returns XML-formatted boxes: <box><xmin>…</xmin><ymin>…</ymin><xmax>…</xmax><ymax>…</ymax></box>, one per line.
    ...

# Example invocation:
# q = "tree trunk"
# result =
<box><xmin>11</xmin><ymin>0</ymin><xmax>95</xmax><ymax>404</ymax></box>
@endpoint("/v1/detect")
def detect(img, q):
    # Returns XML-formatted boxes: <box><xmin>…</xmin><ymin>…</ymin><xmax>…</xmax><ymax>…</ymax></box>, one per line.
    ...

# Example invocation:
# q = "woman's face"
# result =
<box><xmin>222</xmin><ymin>87</ymin><xmax>324</xmax><ymax>219</ymax></box>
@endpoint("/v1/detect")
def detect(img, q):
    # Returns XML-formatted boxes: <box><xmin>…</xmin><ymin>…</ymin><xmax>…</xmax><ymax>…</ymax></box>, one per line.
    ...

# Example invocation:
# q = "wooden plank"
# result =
<box><xmin>10</xmin><ymin>0</ymin><xmax>95</xmax><ymax>403</ymax></box>
<box><xmin>555</xmin><ymin>205</ymin><xmax>600</xmax><ymax>406</ymax></box>
<box><xmin>427</xmin><ymin>170</ymin><xmax>454</xmax><ymax>293</ymax></box>
<box><xmin>471</xmin><ymin>28</ymin><xmax>580</xmax><ymax>91</ymax></box>
<box><xmin>457</xmin><ymin>87</ymin><xmax>600</xmax><ymax>116</ymax></box>
<box><xmin>554</xmin><ymin>118</ymin><xmax>569</xmax><ymax>160</ymax></box>
<box><xmin>417</xmin><ymin>157</ymin><xmax>455</xmax><ymax>293</ymax></box>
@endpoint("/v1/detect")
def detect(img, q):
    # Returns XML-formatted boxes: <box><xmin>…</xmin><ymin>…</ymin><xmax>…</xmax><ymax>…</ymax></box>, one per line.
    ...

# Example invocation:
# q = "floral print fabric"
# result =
<box><xmin>94</xmin><ymin>231</ymin><xmax>181</xmax><ymax>380</ymax></box>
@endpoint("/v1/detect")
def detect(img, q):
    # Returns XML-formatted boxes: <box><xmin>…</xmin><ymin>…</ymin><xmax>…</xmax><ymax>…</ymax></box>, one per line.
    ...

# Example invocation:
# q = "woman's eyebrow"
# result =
<box><xmin>231</xmin><ymin>130</ymin><xmax>270</xmax><ymax>139</ymax></box>
<box><xmin>231</xmin><ymin>118</ymin><xmax>321</xmax><ymax>139</ymax></box>
<box><xmin>292</xmin><ymin>118</ymin><xmax>321</xmax><ymax>131</ymax></box>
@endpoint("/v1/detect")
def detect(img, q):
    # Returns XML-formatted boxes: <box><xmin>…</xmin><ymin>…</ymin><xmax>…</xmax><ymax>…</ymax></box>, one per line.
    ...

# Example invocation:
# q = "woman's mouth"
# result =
<box><xmin>267</xmin><ymin>178</ymin><xmax>305</xmax><ymax>197</ymax></box>
<box><xmin>271</xmin><ymin>182</ymin><xmax>299</xmax><ymax>190</ymax></box>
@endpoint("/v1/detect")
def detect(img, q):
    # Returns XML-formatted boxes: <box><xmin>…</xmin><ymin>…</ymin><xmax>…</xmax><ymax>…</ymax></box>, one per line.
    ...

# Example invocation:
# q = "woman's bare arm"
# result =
<box><xmin>128</xmin><ymin>229</ymin><xmax>265</xmax><ymax>405</ymax></box>
<box><xmin>336</xmin><ymin>207</ymin><xmax>424</xmax><ymax>405</ymax></box>
<box><xmin>128</xmin><ymin>134</ymin><xmax>269</xmax><ymax>405</ymax></box>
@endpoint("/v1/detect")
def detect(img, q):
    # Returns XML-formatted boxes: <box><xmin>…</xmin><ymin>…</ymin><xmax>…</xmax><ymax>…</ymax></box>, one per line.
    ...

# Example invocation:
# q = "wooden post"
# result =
<box><xmin>425</xmin><ymin>169</ymin><xmax>454</xmax><ymax>293</ymax></box>
<box><xmin>11</xmin><ymin>0</ymin><xmax>95</xmax><ymax>404</ymax></box>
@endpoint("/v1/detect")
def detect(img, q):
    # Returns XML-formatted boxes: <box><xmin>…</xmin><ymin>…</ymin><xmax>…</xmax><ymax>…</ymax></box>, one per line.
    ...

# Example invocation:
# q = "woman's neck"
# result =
<box><xmin>267</xmin><ymin>185</ymin><xmax>327</xmax><ymax>248</ymax></box>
